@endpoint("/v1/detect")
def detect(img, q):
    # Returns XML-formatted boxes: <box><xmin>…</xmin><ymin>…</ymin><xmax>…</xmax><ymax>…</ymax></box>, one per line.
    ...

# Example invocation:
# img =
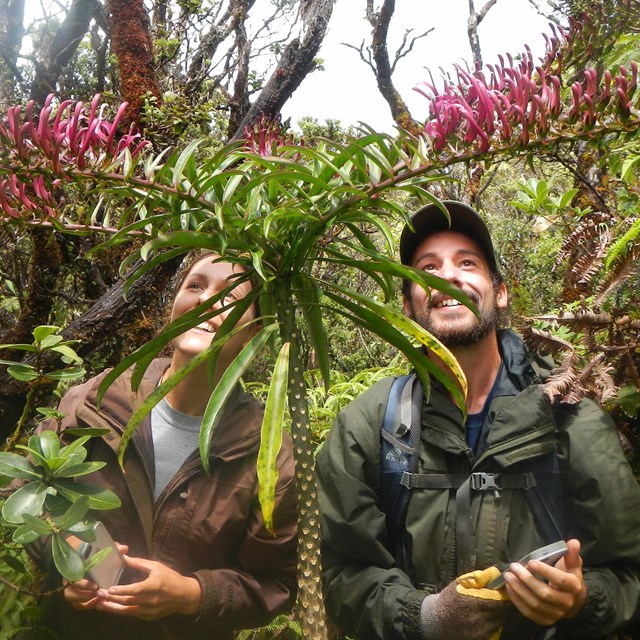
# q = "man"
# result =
<box><xmin>316</xmin><ymin>201</ymin><xmax>640</xmax><ymax>640</ymax></box>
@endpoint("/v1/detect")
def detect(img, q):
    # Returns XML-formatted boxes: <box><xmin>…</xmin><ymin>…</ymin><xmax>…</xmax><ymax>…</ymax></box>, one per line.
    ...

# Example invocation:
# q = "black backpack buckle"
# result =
<box><xmin>470</xmin><ymin>472</ymin><xmax>501</xmax><ymax>491</ymax></box>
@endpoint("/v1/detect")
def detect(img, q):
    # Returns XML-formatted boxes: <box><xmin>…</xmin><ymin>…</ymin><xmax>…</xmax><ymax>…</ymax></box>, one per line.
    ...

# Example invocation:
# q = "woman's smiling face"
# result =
<box><xmin>170</xmin><ymin>255</ymin><xmax>256</xmax><ymax>363</ymax></box>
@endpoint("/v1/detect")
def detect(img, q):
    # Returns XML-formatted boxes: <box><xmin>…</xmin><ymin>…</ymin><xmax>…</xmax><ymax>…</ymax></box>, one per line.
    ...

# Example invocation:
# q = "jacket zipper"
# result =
<box><xmin>152</xmin><ymin>467</ymin><xmax>202</xmax><ymax>528</ymax></box>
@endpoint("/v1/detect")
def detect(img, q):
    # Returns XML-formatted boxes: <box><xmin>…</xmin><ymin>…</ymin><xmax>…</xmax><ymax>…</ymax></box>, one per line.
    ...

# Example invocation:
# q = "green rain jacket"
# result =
<box><xmin>317</xmin><ymin>330</ymin><xmax>640</xmax><ymax>640</ymax></box>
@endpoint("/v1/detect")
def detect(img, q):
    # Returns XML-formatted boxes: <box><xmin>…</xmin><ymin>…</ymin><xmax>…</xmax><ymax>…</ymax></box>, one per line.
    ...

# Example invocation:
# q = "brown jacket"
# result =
<box><xmin>31</xmin><ymin>359</ymin><xmax>298</xmax><ymax>640</ymax></box>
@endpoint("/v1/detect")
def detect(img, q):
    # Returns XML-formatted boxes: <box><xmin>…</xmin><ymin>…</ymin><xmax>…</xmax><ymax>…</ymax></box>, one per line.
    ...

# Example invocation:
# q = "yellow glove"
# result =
<box><xmin>456</xmin><ymin>566</ymin><xmax>511</xmax><ymax>600</ymax></box>
<box><xmin>421</xmin><ymin>566</ymin><xmax>511</xmax><ymax>640</ymax></box>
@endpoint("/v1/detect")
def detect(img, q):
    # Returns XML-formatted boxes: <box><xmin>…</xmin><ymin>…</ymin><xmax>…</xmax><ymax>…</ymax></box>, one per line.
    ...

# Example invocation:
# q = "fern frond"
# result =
<box><xmin>542</xmin><ymin>350</ymin><xmax>585</xmax><ymax>405</ymax></box>
<box><xmin>605</xmin><ymin>216</ymin><xmax>640</xmax><ymax>269</ymax></box>
<box><xmin>582</xmin><ymin>355</ymin><xmax>618</xmax><ymax>405</ymax></box>
<box><xmin>532</xmin><ymin>310</ymin><xmax>613</xmax><ymax>330</ymax></box>
<box><xmin>562</xmin><ymin>226</ymin><xmax>610</xmax><ymax>290</ymax></box>
<box><xmin>615</xmin><ymin>384</ymin><xmax>640</xmax><ymax>420</ymax></box>
<box><xmin>522</xmin><ymin>326</ymin><xmax>574</xmax><ymax>357</ymax></box>
<box><xmin>594</xmin><ymin>244</ymin><xmax>640</xmax><ymax>306</ymax></box>
<box><xmin>553</xmin><ymin>211</ymin><xmax>611</xmax><ymax>272</ymax></box>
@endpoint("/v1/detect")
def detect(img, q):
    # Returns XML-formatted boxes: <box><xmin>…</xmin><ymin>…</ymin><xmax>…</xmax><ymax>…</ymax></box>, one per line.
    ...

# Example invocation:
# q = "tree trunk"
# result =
<box><xmin>467</xmin><ymin>0</ymin><xmax>498</xmax><ymax>69</ymax></box>
<box><xmin>368</xmin><ymin>0</ymin><xmax>421</xmax><ymax>136</ymax></box>
<box><xmin>105</xmin><ymin>0</ymin><xmax>162</xmax><ymax>131</ymax></box>
<box><xmin>0</xmin><ymin>228</ymin><xmax>63</xmax><ymax>348</ymax></box>
<box><xmin>0</xmin><ymin>0</ymin><xmax>25</xmax><ymax>108</ymax></box>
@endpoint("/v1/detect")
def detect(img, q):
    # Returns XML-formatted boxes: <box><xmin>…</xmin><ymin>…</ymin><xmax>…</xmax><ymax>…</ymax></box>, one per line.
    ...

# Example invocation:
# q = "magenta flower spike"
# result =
<box><xmin>415</xmin><ymin>14</ymin><xmax>640</xmax><ymax>157</ymax></box>
<box><xmin>0</xmin><ymin>94</ymin><xmax>148</xmax><ymax>222</ymax></box>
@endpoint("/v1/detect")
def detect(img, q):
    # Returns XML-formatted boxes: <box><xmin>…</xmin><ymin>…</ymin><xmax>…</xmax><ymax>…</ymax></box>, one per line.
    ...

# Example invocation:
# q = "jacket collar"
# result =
<box><xmin>79</xmin><ymin>358</ymin><xmax>263</xmax><ymax>462</ymax></box>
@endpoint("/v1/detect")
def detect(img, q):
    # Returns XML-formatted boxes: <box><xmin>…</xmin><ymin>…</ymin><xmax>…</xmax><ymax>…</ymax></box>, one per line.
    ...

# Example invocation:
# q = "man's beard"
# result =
<box><xmin>429</xmin><ymin>305</ymin><xmax>500</xmax><ymax>347</ymax></box>
<box><xmin>409</xmin><ymin>290</ymin><xmax>501</xmax><ymax>348</ymax></box>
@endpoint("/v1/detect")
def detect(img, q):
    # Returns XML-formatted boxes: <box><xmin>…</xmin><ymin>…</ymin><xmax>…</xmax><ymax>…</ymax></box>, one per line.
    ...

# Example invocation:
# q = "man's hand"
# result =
<box><xmin>94</xmin><ymin>554</ymin><xmax>202</xmax><ymax>621</ymax></box>
<box><xmin>503</xmin><ymin>538</ymin><xmax>587</xmax><ymax>626</ymax></box>
<box><xmin>421</xmin><ymin>566</ymin><xmax>511</xmax><ymax>640</ymax></box>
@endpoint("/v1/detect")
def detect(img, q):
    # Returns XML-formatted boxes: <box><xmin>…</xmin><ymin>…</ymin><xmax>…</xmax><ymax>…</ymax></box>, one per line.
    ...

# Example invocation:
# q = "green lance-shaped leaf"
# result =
<box><xmin>38</xmin><ymin>430</ymin><xmax>61</xmax><ymax>459</ymax></box>
<box><xmin>7</xmin><ymin>364</ymin><xmax>39</xmax><ymax>382</ymax></box>
<box><xmin>292</xmin><ymin>275</ymin><xmax>331</xmax><ymax>392</ymax></box>
<box><xmin>605</xmin><ymin>217</ymin><xmax>640</xmax><ymax>269</ymax></box>
<box><xmin>32</xmin><ymin>325</ymin><xmax>61</xmax><ymax>343</ymax></box>
<box><xmin>171</xmin><ymin>139</ymin><xmax>205</xmax><ymax>189</ymax></box>
<box><xmin>21</xmin><ymin>513</ymin><xmax>54</xmax><ymax>536</ymax></box>
<box><xmin>323</xmin><ymin>291</ymin><xmax>431</xmax><ymax>383</ymax></box>
<box><xmin>0</xmin><ymin>452</ymin><xmax>42</xmax><ymax>481</ymax></box>
<box><xmin>257</xmin><ymin>341</ymin><xmax>289</xmax><ymax>534</ymax></box>
<box><xmin>121</xmin><ymin>246</ymin><xmax>189</xmax><ymax>300</ymax></box>
<box><xmin>54</xmin><ymin>460</ymin><xmax>107</xmax><ymax>479</ymax></box>
<box><xmin>98</xmin><ymin>279</ymin><xmax>254</xmax><ymax>404</ymax></box>
<box><xmin>45</xmin><ymin>367</ymin><xmax>86</xmax><ymax>382</ymax></box>
<box><xmin>325</xmin><ymin>241</ymin><xmax>478</xmax><ymax>316</ymax></box>
<box><xmin>54</xmin><ymin>495</ymin><xmax>91</xmax><ymax>530</ymax></box>
<box><xmin>117</xmin><ymin>312</ymin><xmax>261</xmax><ymax>468</ymax></box>
<box><xmin>3</xmin><ymin>555</ymin><xmax>28</xmax><ymax>574</ymax></box>
<box><xmin>56</xmin><ymin>435</ymin><xmax>92</xmax><ymax>460</ymax></box>
<box><xmin>0</xmin><ymin>346</ymin><xmax>36</xmax><ymax>355</ymax></box>
<box><xmin>53</xmin><ymin>481</ymin><xmax>121</xmax><ymax>511</ymax></box>
<box><xmin>65</xmin><ymin>519</ymin><xmax>96</xmax><ymax>542</ymax></box>
<box><xmin>50</xmin><ymin>344</ymin><xmax>84</xmax><ymax>364</ymax></box>
<box><xmin>327</xmin><ymin>281</ymin><xmax>467</xmax><ymax>401</ymax></box>
<box><xmin>12</xmin><ymin>524</ymin><xmax>43</xmax><ymax>544</ymax></box>
<box><xmin>39</xmin><ymin>334</ymin><xmax>64</xmax><ymax>349</ymax></box>
<box><xmin>2</xmin><ymin>482</ymin><xmax>48</xmax><ymax>523</ymax></box>
<box><xmin>199</xmin><ymin>325</ymin><xmax>277</xmax><ymax>473</ymax></box>
<box><xmin>20</xmin><ymin>434</ymin><xmax>90</xmax><ymax>474</ymax></box>
<box><xmin>323</xmin><ymin>290</ymin><xmax>466</xmax><ymax>415</ymax></box>
<box><xmin>52</xmin><ymin>533</ymin><xmax>85</xmax><ymax>582</ymax></box>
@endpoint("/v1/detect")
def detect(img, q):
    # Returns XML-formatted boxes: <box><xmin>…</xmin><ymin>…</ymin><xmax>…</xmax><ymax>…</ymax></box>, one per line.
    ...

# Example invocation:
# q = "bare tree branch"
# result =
<box><xmin>230</xmin><ymin>0</ymin><xmax>333</xmax><ymax>140</ymax></box>
<box><xmin>30</xmin><ymin>0</ymin><xmax>101</xmax><ymax>105</ymax></box>
<box><xmin>467</xmin><ymin>0</ymin><xmax>498</xmax><ymax>68</ymax></box>
<box><xmin>365</xmin><ymin>0</ymin><xmax>421</xmax><ymax>135</ymax></box>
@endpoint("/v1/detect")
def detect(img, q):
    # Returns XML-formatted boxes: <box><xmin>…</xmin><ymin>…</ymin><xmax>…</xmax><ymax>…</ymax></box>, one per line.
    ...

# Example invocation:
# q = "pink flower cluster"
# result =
<box><xmin>0</xmin><ymin>94</ymin><xmax>148</xmax><ymax>220</ymax></box>
<box><xmin>417</xmin><ymin>23</ymin><xmax>638</xmax><ymax>153</ymax></box>
<box><xmin>243</xmin><ymin>114</ymin><xmax>298</xmax><ymax>157</ymax></box>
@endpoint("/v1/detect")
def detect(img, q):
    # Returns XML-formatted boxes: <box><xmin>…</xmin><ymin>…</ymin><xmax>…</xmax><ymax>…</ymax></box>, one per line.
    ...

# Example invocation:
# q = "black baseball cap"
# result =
<box><xmin>399</xmin><ymin>200</ymin><xmax>499</xmax><ymax>275</ymax></box>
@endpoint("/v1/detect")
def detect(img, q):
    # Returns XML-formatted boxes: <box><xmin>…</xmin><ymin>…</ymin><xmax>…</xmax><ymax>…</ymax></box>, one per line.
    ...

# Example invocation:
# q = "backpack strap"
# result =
<box><xmin>380</xmin><ymin>375</ymin><xmax>569</xmax><ymax>575</ymax></box>
<box><xmin>379</xmin><ymin>373</ymin><xmax>420</xmax><ymax>559</ymax></box>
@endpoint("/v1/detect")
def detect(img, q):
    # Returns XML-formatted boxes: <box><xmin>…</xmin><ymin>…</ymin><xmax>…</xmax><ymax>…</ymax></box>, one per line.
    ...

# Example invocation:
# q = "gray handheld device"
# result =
<box><xmin>79</xmin><ymin>521</ymin><xmax>126</xmax><ymax>589</ymax></box>
<box><xmin>487</xmin><ymin>540</ymin><xmax>569</xmax><ymax>590</ymax></box>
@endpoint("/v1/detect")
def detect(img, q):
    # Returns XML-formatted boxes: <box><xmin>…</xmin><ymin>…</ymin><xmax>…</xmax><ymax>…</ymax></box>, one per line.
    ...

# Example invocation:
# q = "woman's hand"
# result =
<box><xmin>504</xmin><ymin>538</ymin><xmax>587</xmax><ymax>626</ymax></box>
<box><xmin>63</xmin><ymin>540</ymin><xmax>130</xmax><ymax>610</ymax></box>
<box><xmin>63</xmin><ymin>578</ymin><xmax>99</xmax><ymax>609</ymax></box>
<box><xmin>94</xmin><ymin>554</ymin><xmax>202</xmax><ymax>621</ymax></box>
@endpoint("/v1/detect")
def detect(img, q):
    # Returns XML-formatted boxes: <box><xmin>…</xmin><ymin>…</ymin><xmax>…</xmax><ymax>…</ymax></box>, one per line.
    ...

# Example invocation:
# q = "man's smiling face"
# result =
<box><xmin>403</xmin><ymin>230</ymin><xmax>508</xmax><ymax>347</ymax></box>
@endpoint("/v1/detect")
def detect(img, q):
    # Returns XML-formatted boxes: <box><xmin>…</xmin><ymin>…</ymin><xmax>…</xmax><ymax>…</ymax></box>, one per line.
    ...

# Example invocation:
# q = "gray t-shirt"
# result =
<box><xmin>151</xmin><ymin>397</ymin><xmax>202</xmax><ymax>501</ymax></box>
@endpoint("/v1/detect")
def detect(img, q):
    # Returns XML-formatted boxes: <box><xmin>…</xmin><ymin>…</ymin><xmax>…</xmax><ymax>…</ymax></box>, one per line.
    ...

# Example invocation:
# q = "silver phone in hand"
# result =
<box><xmin>79</xmin><ymin>521</ymin><xmax>125</xmax><ymax>589</ymax></box>
<box><xmin>487</xmin><ymin>540</ymin><xmax>569</xmax><ymax>590</ymax></box>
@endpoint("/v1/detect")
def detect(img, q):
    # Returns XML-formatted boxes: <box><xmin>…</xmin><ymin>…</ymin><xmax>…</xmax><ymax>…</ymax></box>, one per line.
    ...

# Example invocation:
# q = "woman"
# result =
<box><xmin>30</xmin><ymin>254</ymin><xmax>298</xmax><ymax>640</ymax></box>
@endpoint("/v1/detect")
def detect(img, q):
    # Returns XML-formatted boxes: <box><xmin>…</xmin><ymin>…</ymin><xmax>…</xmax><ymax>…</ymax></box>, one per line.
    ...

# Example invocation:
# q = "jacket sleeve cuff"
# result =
<box><xmin>559</xmin><ymin>572</ymin><xmax>615</xmax><ymax>636</ymax></box>
<box><xmin>191</xmin><ymin>569</ymin><xmax>222</xmax><ymax>622</ymax></box>
<box><xmin>402</xmin><ymin>590</ymin><xmax>431</xmax><ymax>640</ymax></box>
